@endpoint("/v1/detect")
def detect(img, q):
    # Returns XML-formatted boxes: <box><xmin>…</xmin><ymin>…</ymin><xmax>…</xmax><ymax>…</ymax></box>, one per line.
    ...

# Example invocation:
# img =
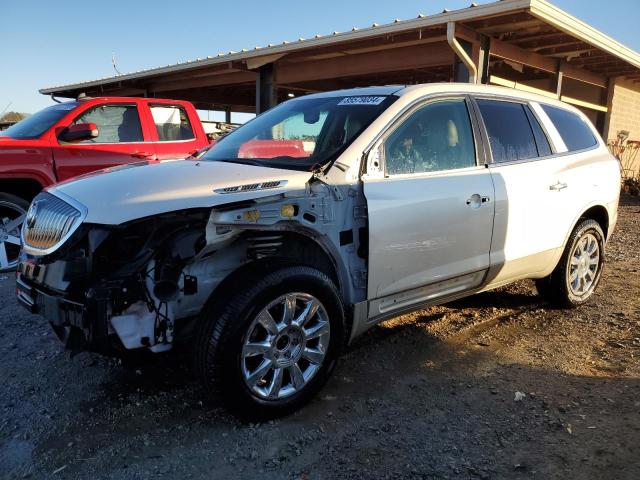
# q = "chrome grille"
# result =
<box><xmin>21</xmin><ymin>192</ymin><xmax>84</xmax><ymax>254</ymax></box>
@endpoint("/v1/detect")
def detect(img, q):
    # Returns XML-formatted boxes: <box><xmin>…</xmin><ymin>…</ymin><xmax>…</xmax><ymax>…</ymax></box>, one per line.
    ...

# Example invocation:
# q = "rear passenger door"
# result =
<box><xmin>144</xmin><ymin>103</ymin><xmax>203</xmax><ymax>160</ymax></box>
<box><xmin>474</xmin><ymin>97</ymin><xmax>567</xmax><ymax>282</ymax></box>
<box><xmin>537</xmin><ymin>103</ymin><xmax>602</xmax><ymax>235</ymax></box>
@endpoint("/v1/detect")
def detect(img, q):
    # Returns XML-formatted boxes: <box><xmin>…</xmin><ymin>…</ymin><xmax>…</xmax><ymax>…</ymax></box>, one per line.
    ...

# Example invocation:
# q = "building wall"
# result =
<box><xmin>606</xmin><ymin>77</ymin><xmax>640</xmax><ymax>142</ymax></box>
<box><xmin>605</xmin><ymin>77</ymin><xmax>640</xmax><ymax>177</ymax></box>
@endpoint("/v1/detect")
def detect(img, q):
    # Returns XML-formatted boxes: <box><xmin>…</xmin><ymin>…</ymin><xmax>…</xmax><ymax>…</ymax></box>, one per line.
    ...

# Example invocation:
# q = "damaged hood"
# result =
<box><xmin>50</xmin><ymin>160</ymin><xmax>312</xmax><ymax>225</ymax></box>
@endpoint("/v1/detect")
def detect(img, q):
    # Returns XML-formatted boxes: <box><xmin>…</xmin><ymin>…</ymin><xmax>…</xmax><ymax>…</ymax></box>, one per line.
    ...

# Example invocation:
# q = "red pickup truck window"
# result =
<box><xmin>72</xmin><ymin>105</ymin><xmax>143</xmax><ymax>143</ymax></box>
<box><xmin>150</xmin><ymin>105</ymin><xmax>195</xmax><ymax>141</ymax></box>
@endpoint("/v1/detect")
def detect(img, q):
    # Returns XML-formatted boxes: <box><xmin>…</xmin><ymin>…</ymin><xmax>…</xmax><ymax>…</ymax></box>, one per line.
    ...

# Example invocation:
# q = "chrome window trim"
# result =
<box><xmin>20</xmin><ymin>190</ymin><xmax>88</xmax><ymax>256</ymax></box>
<box><xmin>487</xmin><ymin>142</ymin><xmax>602</xmax><ymax>168</ymax></box>
<box><xmin>364</xmin><ymin>93</ymin><xmax>482</xmax><ymax>178</ymax></box>
<box><xmin>58</xmin><ymin>102</ymin><xmax>145</xmax><ymax>146</ymax></box>
<box><xmin>149</xmin><ymin>104</ymin><xmax>196</xmax><ymax>142</ymax></box>
<box><xmin>363</xmin><ymin>92</ymin><xmax>473</xmax><ymax>163</ymax></box>
<box><xmin>150</xmin><ymin>138</ymin><xmax>196</xmax><ymax>144</ymax></box>
<box><xmin>377</xmin><ymin>164</ymin><xmax>488</xmax><ymax>180</ymax></box>
<box><xmin>472</xmin><ymin>96</ymin><xmax>544</xmax><ymax>166</ymax></box>
<box><xmin>469</xmin><ymin>94</ymin><xmax>603</xmax><ymax>168</ymax></box>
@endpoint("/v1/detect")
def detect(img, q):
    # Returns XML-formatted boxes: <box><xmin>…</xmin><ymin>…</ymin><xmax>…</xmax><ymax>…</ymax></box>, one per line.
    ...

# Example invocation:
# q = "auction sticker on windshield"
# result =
<box><xmin>338</xmin><ymin>96</ymin><xmax>386</xmax><ymax>106</ymax></box>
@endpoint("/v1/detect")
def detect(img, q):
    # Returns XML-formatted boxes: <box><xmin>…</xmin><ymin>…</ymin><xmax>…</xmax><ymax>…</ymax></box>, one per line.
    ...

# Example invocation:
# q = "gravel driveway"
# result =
<box><xmin>1</xmin><ymin>196</ymin><xmax>639</xmax><ymax>480</ymax></box>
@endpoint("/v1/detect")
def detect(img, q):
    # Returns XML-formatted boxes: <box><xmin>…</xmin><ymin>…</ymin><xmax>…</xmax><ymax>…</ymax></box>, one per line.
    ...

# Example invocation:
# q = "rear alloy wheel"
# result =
<box><xmin>567</xmin><ymin>232</ymin><xmax>600</xmax><ymax>297</ymax></box>
<box><xmin>0</xmin><ymin>193</ymin><xmax>29</xmax><ymax>272</ymax></box>
<box><xmin>535</xmin><ymin>219</ymin><xmax>605</xmax><ymax>308</ymax></box>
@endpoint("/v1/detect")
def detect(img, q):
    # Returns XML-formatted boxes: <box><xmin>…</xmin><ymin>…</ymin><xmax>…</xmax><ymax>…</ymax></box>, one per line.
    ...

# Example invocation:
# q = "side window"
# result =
<box><xmin>150</xmin><ymin>105</ymin><xmax>195</xmax><ymax>141</ymax></box>
<box><xmin>72</xmin><ymin>105</ymin><xmax>143</xmax><ymax>143</ymax></box>
<box><xmin>541</xmin><ymin>104</ymin><xmax>597</xmax><ymax>151</ymax></box>
<box><xmin>384</xmin><ymin>99</ymin><xmax>476</xmax><ymax>176</ymax></box>
<box><xmin>476</xmin><ymin>100</ymin><xmax>539</xmax><ymax>163</ymax></box>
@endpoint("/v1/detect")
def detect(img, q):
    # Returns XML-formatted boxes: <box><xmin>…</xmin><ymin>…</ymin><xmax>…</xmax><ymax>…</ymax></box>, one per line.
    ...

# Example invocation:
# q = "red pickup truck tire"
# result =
<box><xmin>0</xmin><ymin>192</ymin><xmax>29</xmax><ymax>271</ymax></box>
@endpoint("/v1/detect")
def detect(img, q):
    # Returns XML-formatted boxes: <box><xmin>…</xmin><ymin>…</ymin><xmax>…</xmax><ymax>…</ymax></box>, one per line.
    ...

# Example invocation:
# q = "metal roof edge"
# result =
<box><xmin>40</xmin><ymin>0</ymin><xmax>531</xmax><ymax>94</ymax></box>
<box><xmin>529</xmin><ymin>0</ymin><xmax>640</xmax><ymax>69</ymax></box>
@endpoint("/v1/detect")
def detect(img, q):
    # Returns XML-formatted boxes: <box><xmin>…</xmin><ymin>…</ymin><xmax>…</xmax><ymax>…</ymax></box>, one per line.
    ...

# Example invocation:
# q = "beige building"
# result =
<box><xmin>41</xmin><ymin>0</ymin><xmax>640</xmax><ymax>156</ymax></box>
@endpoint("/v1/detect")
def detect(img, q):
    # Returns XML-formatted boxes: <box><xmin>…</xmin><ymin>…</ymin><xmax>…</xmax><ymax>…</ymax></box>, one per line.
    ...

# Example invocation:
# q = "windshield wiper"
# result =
<box><xmin>215</xmin><ymin>158</ymin><xmax>266</xmax><ymax>167</ymax></box>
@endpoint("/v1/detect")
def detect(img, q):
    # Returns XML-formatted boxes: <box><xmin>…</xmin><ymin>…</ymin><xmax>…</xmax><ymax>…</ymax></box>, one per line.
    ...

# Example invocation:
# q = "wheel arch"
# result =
<box><xmin>203</xmin><ymin>228</ymin><xmax>351</xmax><ymax>317</ymax></box>
<box><xmin>0</xmin><ymin>177</ymin><xmax>44</xmax><ymax>202</ymax></box>
<box><xmin>579</xmin><ymin>204</ymin><xmax>610</xmax><ymax>239</ymax></box>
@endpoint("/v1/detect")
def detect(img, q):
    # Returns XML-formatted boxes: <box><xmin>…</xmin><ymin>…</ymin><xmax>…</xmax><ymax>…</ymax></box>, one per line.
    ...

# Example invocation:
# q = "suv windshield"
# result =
<box><xmin>202</xmin><ymin>95</ymin><xmax>396</xmax><ymax>171</ymax></box>
<box><xmin>0</xmin><ymin>102</ymin><xmax>78</xmax><ymax>140</ymax></box>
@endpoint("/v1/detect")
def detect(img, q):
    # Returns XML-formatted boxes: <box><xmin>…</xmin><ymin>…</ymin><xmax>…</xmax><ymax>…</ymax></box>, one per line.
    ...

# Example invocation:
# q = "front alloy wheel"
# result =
<box><xmin>241</xmin><ymin>293</ymin><xmax>331</xmax><ymax>400</ymax></box>
<box><xmin>194</xmin><ymin>266</ymin><xmax>345</xmax><ymax>420</ymax></box>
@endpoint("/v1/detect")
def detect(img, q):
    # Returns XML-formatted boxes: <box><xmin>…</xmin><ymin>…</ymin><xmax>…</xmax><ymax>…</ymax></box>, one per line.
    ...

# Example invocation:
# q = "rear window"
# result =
<box><xmin>476</xmin><ymin>100</ymin><xmax>539</xmax><ymax>163</ymax></box>
<box><xmin>541</xmin><ymin>104</ymin><xmax>597</xmax><ymax>151</ymax></box>
<box><xmin>150</xmin><ymin>105</ymin><xmax>195</xmax><ymax>141</ymax></box>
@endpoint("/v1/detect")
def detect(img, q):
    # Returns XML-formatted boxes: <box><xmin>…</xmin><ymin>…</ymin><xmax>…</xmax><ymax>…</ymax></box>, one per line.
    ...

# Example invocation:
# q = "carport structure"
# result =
<box><xmin>41</xmin><ymin>0</ymin><xmax>640</xmax><ymax>139</ymax></box>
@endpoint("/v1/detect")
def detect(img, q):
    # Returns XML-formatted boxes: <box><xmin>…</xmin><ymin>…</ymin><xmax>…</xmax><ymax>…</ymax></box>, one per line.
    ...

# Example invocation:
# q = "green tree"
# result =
<box><xmin>0</xmin><ymin>111</ymin><xmax>28</xmax><ymax>122</ymax></box>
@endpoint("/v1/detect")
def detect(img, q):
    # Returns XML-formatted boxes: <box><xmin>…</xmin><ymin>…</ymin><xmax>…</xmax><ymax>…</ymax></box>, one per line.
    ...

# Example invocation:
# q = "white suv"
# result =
<box><xmin>17</xmin><ymin>84</ymin><xmax>620</xmax><ymax>418</ymax></box>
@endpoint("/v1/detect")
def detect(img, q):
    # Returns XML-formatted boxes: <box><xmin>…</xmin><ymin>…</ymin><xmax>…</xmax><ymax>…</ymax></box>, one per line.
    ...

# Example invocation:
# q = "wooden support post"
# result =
<box><xmin>478</xmin><ymin>35</ymin><xmax>491</xmax><ymax>84</ymax></box>
<box><xmin>224</xmin><ymin>107</ymin><xmax>231</xmax><ymax>123</ymax></box>
<box><xmin>256</xmin><ymin>63</ymin><xmax>277</xmax><ymax>114</ymax></box>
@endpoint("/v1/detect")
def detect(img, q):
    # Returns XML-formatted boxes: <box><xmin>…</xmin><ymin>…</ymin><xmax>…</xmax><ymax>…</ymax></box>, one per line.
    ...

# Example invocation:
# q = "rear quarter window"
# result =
<box><xmin>541</xmin><ymin>105</ymin><xmax>598</xmax><ymax>151</ymax></box>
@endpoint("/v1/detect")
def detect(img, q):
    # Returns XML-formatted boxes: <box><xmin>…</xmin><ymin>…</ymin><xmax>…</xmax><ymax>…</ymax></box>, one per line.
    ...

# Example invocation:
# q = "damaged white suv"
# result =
<box><xmin>17</xmin><ymin>84</ymin><xmax>620</xmax><ymax>418</ymax></box>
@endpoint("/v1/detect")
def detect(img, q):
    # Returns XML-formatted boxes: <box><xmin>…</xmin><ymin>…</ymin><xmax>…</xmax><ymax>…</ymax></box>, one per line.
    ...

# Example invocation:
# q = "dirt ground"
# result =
<box><xmin>1</xmin><ymin>196</ymin><xmax>639</xmax><ymax>480</ymax></box>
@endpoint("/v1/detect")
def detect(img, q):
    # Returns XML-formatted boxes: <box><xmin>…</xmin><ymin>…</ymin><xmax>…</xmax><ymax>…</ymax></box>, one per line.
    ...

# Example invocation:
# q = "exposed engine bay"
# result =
<box><xmin>17</xmin><ymin>177</ymin><xmax>368</xmax><ymax>356</ymax></box>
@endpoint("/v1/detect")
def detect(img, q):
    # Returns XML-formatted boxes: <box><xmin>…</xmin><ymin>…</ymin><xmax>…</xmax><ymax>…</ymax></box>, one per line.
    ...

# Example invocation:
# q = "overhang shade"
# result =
<box><xmin>40</xmin><ymin>0</ymin><xmax>640</xmax><ymax>116</ymax></box>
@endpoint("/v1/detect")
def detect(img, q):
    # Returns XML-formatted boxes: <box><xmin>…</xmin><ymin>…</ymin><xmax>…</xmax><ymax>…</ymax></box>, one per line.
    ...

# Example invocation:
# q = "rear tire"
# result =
<box><xmin>535</xmin><ymin>219</ymin><xmax>605</xmax><ymax>308</ymax></box>
<box><xmin>194</xmin><ymin>265</ymin><xmax>345</xmax><ymax>420</ymax></box>
<box><xmin>0</xmin><ymin>193</ymin><xmax>29</xmax><ymax>272</ymax></box>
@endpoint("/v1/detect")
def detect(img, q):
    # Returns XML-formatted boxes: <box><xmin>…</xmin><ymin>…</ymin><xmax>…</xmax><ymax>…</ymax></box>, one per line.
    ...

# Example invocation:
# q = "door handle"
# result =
<box><xmin>466</xmin><ymin>194</ymin><xmax>490</xmax><ymax>208</ymax></box>
<box><xmin>132</xmin><ymin>151</ymin><xmax>154</xmax><ymax>159</ymax></box>
<box><xmin>549</xmin><ymin>181</ymin><xmax>567</xmax><ymax>191</ymax></box>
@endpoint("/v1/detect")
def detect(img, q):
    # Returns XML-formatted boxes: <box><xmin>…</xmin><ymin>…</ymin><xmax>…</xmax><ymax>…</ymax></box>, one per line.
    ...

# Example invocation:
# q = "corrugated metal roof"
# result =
<box><xmin>40</xmin><ymin>0</ymin><xmax>640</xmax><ymax>94</ymax></box>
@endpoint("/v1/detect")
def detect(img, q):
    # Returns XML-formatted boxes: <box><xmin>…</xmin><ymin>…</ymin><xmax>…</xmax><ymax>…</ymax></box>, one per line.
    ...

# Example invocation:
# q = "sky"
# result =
<box><xmin>1</xmin><ymin>0</ymin><xmax>639</xmax><ymax>120</ymax></box>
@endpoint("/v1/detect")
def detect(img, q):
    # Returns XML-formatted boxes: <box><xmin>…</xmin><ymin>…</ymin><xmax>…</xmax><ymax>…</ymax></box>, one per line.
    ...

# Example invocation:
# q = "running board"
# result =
<box><xmin>369</xmin><ymin>270</ymin><xmax>486</xmax><ymax>318</ymax></box>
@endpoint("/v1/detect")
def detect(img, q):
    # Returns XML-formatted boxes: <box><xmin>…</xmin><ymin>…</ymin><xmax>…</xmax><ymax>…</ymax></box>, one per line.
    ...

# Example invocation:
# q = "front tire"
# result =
<box><xmin>194</xmin><ymin>266</ymin><xmax>345</xmax><ymax>420</ymax></box>
<box><xmin>0</xmin><ymin>193</ymin><xmax>29</xmax><ymax>272</ymax></box>
<box><xmin>535</xmin><ymin>219</ymin><xmax>605</xmax><ymax>308</ymax></box>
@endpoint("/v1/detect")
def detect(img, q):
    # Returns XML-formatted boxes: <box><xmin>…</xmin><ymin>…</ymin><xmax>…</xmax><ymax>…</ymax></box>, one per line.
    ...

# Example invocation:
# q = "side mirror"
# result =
<box><xmin>303</xmin><ymin>110</ymin><xmax>320</xmax><ymax>124</ymax></box>
<box><xmin>60</xmin><ymin>123</ymin><xmax>99</xmax><ymax>142</ymax></box>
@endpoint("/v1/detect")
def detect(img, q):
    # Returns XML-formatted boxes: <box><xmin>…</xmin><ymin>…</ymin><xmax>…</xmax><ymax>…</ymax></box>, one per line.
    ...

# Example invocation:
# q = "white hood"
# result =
<box><xmin>49</xmin><ymin>160</ymin><xmax>312</xmax><ymax>225</ymax></box>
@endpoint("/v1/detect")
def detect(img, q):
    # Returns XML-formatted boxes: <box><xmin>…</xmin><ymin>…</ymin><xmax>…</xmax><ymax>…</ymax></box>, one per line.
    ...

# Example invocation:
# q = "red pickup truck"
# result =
<box><xmin>0</xmin><ymin>96</ymin><xmax>209</xmax><ymax>271</ymax></box>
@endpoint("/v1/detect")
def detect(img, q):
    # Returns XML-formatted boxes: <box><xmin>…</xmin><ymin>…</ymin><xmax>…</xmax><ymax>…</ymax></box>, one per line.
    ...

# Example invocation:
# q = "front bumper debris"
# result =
<box><xmin>16</xmin><ymin>271</ymin><xmax>113</xmax><ymax>354</ymax></box>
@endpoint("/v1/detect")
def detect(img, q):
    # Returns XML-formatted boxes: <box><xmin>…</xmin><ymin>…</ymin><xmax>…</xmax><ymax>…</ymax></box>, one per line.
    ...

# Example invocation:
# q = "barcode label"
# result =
<box><xmin>338</xmin><ymin>96</ymin><xmax>386</xmax><ymax>106</ymax></box>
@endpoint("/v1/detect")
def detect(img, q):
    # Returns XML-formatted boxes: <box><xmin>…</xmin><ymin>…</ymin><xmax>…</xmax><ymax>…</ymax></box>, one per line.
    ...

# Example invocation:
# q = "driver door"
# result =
<box><xmin>52</xmin><ymin>102</ymin><xmax>154</xmax><ymax>181</ymax></box>
<box><xmin>363</xmin><ymin>97</ymin><xmax>495</xmax><ymax>319</ymax></box>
